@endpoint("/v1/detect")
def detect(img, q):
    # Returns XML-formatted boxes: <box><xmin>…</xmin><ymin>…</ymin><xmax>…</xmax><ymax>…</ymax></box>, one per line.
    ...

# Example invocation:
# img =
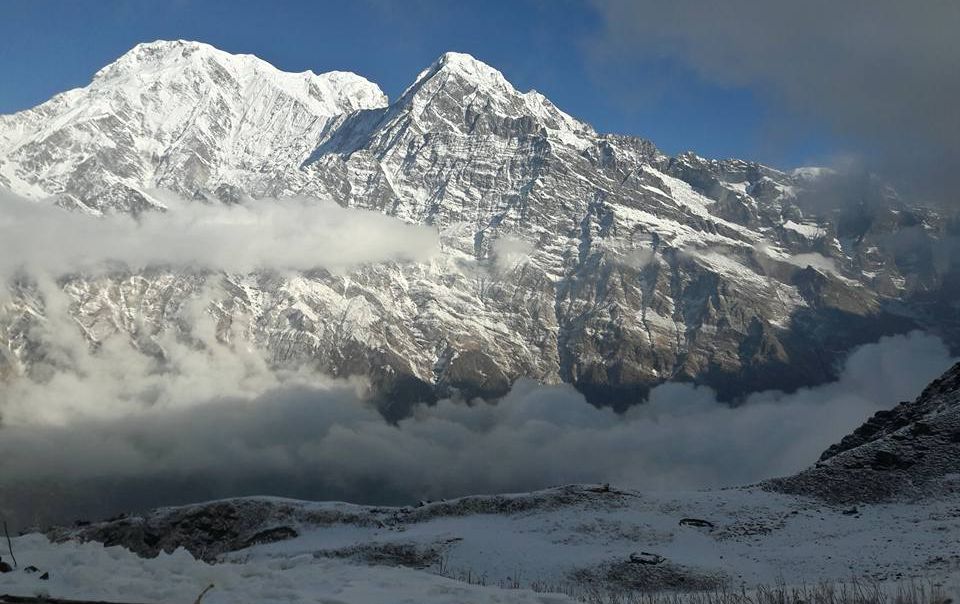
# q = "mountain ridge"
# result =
<box><xmin>0</xmin><ymin>41</ymin><xmax>956</xmax><ymax>411</ymax></box>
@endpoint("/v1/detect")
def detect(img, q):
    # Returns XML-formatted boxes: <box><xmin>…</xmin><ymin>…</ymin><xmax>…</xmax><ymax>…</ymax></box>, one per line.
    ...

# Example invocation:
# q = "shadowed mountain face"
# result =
<box><xmin>1</xmin><ymin>41</ymin><xmax>957</xmax><ymax>412</ymax></box>
<box><xmin>768</xmin><ymin>362</ymin><xmax>960</xmax><ymax>502</ymax></box>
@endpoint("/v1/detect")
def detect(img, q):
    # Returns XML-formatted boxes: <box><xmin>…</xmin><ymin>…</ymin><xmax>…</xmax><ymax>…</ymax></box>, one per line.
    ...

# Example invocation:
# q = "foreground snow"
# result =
<box><xmin>229</xmin><ymin>486</ymin><xmax>960</xmax><ymax>589</ymax></box>
<box><xmin>5</xmin><ymin>485</ymin><xmax>959</xmax><ymax>603</ymax></box>
<box><xmin>0</xmin><ymin>533</ymin><xmax>571</xmax><ymax>604</ymax></box>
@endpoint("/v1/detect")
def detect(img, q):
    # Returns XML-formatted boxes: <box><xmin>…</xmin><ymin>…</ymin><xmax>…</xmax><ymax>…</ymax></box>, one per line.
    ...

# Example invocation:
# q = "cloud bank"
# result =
<box><xmin>0</xmin><ymin>193</ymin><xmax>954</xmax><ymax>532</ymax></box>
<box><xmin>0</xmin><ymin>190</ymin><xmax>440</xmax><ymax>280</ymax></box>
<box><xmin>590</xmin><ymin>0</ymin><xmax>960</xmax><ymax>202</ymax></box>
<box><xmin>0</xmin><ymin>326</ymin><xmax>952</xmax><ymax>530</ymax></box>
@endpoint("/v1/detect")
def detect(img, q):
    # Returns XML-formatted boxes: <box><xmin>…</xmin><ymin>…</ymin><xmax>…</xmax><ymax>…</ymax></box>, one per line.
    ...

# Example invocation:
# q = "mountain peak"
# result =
<box><xmin>434</xmin><ymin>51</ymin><xmax>504</xmax><ymax>80</ymax></box>
<box><xmin>94</xmin><ymin>40</ymin><xmax>387</xmax><ymax>109</ymax></box>
<box><xmin>131</xmin><ymin>38</ymin><xmax>211</xmax><ymax>53</ymax></box>
<box><xmin>0</xmin><ymin>40</ymin><xmax>388</xmax><ymax>210</ymax></box>
<box><xmin>93</xmin><ymin>39</ymin><xmax>224</xmax><ymax>81</ymax></box>
<box><xmin>382</xmin><ymin>50</ymin><xmax>592</xmax><ymax>144</ymax></box>
<box><xmin>89</xmin><ymin>40</ymin><xmax>387</xmax><ymax>115</ymax></box>
<box><xmin>403</xmin><ymin>51</ymin><xmax>514</xmax><ymax>98</ymax></box>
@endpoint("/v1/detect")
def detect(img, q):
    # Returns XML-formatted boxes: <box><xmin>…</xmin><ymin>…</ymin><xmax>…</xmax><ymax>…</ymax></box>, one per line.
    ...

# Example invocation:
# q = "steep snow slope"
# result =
<box><xmin>0</xmin><ymin>42</ymin><xmax>956</xmax><ymax>408</ymax></box>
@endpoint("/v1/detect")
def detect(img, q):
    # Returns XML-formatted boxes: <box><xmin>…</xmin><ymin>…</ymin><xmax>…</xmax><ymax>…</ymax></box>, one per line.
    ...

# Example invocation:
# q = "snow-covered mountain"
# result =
<box><xmin>0</xmin><ymin>40</ymin><xmax>387</xmax><ymax>213</ymax></box>
<box><xmin>1</xmin><ymin>41</ymin><xmax>956</xmax><ymax>410</ymax></box>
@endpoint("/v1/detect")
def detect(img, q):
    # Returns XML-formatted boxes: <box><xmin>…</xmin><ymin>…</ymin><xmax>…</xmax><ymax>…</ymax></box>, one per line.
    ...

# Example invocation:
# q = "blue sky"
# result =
<box><xmin>0</xmin><ymin>0</ymin><xmax>837</xmax><ymax>168</ymax></box>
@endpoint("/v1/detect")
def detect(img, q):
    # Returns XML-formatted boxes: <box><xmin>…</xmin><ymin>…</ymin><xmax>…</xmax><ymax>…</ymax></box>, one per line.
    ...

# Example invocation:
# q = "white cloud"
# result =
<box><xmin>491</xmin><ymin>235</ymin><xmax>534</xmax><ymax>273</ymax></box>
<box><xmin>0</xmin><ymin>189</ymin><xmax>440</xmax><ymax>280</ymax></box>
<box><xmin>0</xmin><ymin>192</ymin><xmax>954</xmax><ymax>533</ymax></box>
<box><xmin>0</xmin><ymin>323</ymin><xmax>952</xmax><ymax>530</ymax></box>
<box><xmin>589</xmin><ymin>0</ymin><xmax>960</xmax><ymax>202</ymax></box>
<box><xmin>620</xmin><ymin>247</ymin><xmax>657</xmax><ymax>269</ymax></box>
<box><xmin>784</xmin><ymin>252</ymin><xmax>840</xmax><ymax>276</ymax></box>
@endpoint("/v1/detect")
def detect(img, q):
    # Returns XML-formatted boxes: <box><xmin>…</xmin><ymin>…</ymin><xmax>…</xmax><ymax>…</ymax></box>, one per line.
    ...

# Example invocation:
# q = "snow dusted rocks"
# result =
<box><xmin>0</xmin><ymin>41</ymin><xmax>957</xmax><ymax>408</ymax></box>
<box><xmin>768</xmin><ymin>362</ymin><xmax>960</xmax><ymax>503</ymax></box>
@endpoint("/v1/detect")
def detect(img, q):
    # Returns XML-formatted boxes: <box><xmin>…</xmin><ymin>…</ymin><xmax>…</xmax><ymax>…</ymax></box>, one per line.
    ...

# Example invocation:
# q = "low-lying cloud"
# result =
<box><xmin>0</xmin><ymin>190</ymin><xmax>955</xmax><ymax>532</ymax></box>
<box><xmin>0</xmin><ymin>190</ymin><xmax>440</xmax><ymax>280</ymax></box>
<box><xmin>1</xmin><ymin>325</ymin><xmax>953</xmax><ymax>530</ymax></box>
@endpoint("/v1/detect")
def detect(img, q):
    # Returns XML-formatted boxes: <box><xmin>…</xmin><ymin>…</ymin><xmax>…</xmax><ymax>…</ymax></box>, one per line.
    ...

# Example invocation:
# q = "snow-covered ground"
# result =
<box><xmin>0</xmin><ymin>534</ymin><xmax>571</xmax><ymax>603</ymax></box>
<box><xmin>3</xmin><ymin>485</ymin><xmax>959</xmax><ymax>603</ymax></box>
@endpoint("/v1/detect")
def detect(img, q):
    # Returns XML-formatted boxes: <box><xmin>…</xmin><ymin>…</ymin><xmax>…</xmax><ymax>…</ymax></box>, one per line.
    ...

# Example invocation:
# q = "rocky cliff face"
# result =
<box><xmin>768</xmin><ymin>362</ymin><xmax>960</xmax><ymax>502</ymax></box>
<box><xmin>1</xmin><ymin>42</ymin><xmax>956</xmax><ymax>412</ymax></box>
